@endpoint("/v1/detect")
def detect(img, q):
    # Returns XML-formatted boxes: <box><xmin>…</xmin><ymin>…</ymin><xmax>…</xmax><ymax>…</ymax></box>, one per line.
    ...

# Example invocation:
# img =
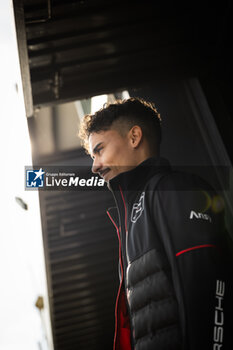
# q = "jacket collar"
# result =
<box><xmin>107</xmin><ymin>157</ymin><xmax>171</xmax><ymax>231</ymax></box>
<box><xmin>108</xmin><ymin>156</ymin><xmax>171</xmax><ymax>194</ymax></box>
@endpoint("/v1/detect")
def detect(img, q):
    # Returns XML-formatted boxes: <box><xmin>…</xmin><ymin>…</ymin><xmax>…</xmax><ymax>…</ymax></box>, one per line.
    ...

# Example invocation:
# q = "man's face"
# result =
<box><xmin>89</xmin><ymin>129</ymin><xmax>137</xmax><ymax>182</ymax></box>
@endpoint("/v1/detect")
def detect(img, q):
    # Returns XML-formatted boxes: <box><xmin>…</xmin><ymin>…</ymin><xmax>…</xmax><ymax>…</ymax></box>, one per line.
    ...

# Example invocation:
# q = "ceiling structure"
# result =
<box><xmin>17</xmin><ymin>0</ymin><xmax>232</xmax><ymax>110</ymax></box>
<box><xmin>13</xmin><ymin>1</ymin><xmax>233</xmax><ymax>350</ymax></box>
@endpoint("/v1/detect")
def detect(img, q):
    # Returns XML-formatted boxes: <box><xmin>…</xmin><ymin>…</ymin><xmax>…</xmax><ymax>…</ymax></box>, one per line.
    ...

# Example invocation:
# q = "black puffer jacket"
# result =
<box><xmin>107</xmin><ymin>157</ymin><xmax>233</xmax><ymax>350</ymax></box>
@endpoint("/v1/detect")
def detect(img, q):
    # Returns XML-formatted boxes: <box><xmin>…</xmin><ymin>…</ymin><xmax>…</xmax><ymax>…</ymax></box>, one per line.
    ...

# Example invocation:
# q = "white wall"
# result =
<box><xmin>0</xmin><ymin>1</ymin><xmax>53</xmax><ymax>349</ymax></box>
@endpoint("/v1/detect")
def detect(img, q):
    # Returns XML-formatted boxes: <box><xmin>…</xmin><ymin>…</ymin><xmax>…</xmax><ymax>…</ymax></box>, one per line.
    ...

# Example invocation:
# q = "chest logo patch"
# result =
<box><xmin>131</xmin><ymin>192</ymin><xmax>145</xmax><ymax>223</ymax></box>
<box><xmin>189</xmin><ymin>210</ymin><xmax>212</xmax><ymax>223</ymax></box>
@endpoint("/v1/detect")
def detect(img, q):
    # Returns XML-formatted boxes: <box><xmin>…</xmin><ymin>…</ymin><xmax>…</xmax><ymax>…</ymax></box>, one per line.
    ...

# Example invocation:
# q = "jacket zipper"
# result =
<box><xmin>107</xmin><ymin>210</ymin><xmax>124</xmax><ymax>350</ymax></box>
<box><xmin>119</xmin><ymin>186</ymin><xmax>129</xmax><ymax>265</ymax></box>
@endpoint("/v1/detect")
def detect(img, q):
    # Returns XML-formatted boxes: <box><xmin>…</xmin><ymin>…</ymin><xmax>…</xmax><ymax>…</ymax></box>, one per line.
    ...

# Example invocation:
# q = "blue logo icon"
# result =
<box><xmin>26</xmin><ymin>168</ymin><xmax>45</xmax><ymax>188</ymax></box>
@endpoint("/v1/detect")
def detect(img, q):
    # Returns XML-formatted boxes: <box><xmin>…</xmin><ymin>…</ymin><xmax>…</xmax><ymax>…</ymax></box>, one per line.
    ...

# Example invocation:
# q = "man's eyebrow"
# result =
<box><xmin>92</xmin><ymin>142</ymin><xmax>103</xmax><ymax>155</ymax></box>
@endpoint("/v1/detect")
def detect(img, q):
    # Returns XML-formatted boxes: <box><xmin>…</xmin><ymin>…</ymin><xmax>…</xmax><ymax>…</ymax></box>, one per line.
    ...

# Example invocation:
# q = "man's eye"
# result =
<box><xmin>97</xmin><ymin>147</ymin><xmax>103</xmax><ymax>154</ymax></box>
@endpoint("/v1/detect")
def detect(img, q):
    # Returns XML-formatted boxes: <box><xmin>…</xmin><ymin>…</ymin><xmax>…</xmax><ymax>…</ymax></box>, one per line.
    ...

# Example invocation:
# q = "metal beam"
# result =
<box><xmin>13</xmin><ymin>0</ymin><xmax>34</xmax><ymax>117</ymax></box>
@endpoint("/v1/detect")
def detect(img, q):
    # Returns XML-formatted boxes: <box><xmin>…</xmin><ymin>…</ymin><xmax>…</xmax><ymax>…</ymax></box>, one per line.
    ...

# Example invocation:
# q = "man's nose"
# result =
<box><xmin>91</xmin><ymin>159</ymin><xmax>101</xmax><ymax>174</ymax></box>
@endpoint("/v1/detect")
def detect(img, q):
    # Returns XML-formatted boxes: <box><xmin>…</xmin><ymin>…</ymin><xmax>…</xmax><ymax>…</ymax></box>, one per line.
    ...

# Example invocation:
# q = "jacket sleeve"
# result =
<box><xmin>152</xmin><ymin>174</ymin><xmax>233</xmax><ymax>350</ymax></box>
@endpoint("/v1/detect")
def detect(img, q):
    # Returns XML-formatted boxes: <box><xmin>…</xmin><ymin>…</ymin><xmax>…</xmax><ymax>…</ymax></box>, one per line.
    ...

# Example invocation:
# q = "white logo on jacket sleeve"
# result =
<box><xmin>131</xmin><ymin>192</ymin><xmax>145</xmax><ymax>223</ymax></box>
<box><xmin>189</xmin><ymin>210</ymin><xmax>212</xmax><ymax>223</ymax></box>
<box><xmin>213</xmin><ymin>280</ymin><xmax>225</xmax><ymax>349</ymax></box>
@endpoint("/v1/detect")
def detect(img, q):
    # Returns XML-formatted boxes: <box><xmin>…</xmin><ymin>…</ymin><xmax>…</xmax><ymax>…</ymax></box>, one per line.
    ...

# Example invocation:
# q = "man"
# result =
<box><xmin>79</xmin><ymin>98</ymin><xmax>232</xmax><ymax>350</ymax></box>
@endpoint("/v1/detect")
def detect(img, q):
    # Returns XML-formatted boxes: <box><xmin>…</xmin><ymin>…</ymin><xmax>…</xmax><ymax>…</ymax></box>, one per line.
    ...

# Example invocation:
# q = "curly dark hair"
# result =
<box><xmin>79</xmin><ymin>97</ymin><xmax>162</xmax><ymax>154</ymax></box>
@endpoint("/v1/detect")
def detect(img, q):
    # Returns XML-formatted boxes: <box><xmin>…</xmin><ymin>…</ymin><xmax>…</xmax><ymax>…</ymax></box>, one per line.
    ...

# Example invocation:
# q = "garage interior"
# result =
<box><xmin>13</xmin><ymin>1</ymin><xmax>233</xmax><ymax>349</ymax></box>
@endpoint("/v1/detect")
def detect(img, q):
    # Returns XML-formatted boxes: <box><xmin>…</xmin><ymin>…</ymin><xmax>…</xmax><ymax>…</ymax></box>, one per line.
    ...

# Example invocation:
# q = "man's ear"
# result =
<box><xmin>129</xmin><ymin>125</ymin><xmax>143</xmax><ymax>148</ymax></box>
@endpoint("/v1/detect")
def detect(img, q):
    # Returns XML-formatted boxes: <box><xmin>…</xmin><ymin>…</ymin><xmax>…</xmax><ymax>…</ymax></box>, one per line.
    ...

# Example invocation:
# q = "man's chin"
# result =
<box><xmin>104</xmin><ymin>171</ymin><xmax>116</xmax><ymax>183</ymax></box>
<box><xmin>103</xmin><ymin>170</ymin><xmax>112</xmax><ymax>182</ymax></box>
<box><xmin>104</xmin><ymin>175</ymin><xmax>112</xmax><ymax>183</ymax></box>
<box><xmin>105</xmin><ymin>171</ymin><xmax>123</xmax><ymax>189</ymax></box>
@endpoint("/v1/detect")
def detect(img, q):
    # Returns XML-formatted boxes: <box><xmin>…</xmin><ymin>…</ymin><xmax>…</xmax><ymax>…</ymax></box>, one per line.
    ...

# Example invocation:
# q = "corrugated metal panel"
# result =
<box><xmin>38</xmin><ymin>154</ymin><xmax>118</xmax><ymax>350</ymax></box>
